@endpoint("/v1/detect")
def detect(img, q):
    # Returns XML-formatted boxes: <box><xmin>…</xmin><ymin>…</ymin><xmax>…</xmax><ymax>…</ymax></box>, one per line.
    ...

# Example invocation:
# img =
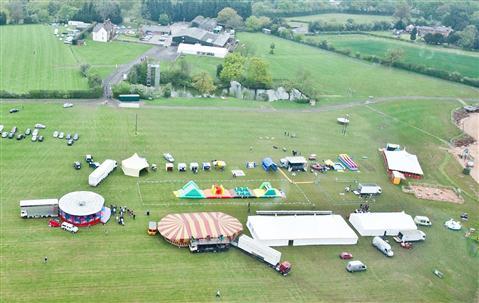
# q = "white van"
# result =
<box><xmin>61</xmin><ymin>222</ymin><xmax>78</xmax><ymax>233</ymax></box>
<box><xmin>372</xmin><ymin>236</ymin><xmax>394</xmax><ymax>257</ymax></box>
<box><xmin>346</xmin><ymin>260</ymin><xmax>367</xmax><ymax>272</ymax></box>
<box><xmin>414</xmin><ymin>216</ymin><xmax>432</xmax><ymax>226</ymax></box>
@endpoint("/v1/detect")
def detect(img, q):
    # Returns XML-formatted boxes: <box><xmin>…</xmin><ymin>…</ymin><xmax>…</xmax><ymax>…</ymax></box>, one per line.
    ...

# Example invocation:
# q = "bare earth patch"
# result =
<box><xmin>409</xmin><ymin>185</ymin><xmax>464</xmax><ymax>204</ymax></box>
<box><xmin>450</xmin><ymin>112</ymin><xmax>479</xmax><ymax>184</ymax></box>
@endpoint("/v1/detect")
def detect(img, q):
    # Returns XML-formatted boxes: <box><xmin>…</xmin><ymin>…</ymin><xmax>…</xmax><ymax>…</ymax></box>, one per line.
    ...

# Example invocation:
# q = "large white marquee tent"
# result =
<box><xmin>121</xmin><ymin>153</ymin><xmax>149</xmax><ymax>177</ymax></box>
<box><xmin>246</xmin><ymin>215</ymin><xmax>358</xmax><ymax>247</ymax></box>
<box><xmin>349</xmin><ymin>212</ymin><xmax>417</xmax><ymax>236</ymax></box>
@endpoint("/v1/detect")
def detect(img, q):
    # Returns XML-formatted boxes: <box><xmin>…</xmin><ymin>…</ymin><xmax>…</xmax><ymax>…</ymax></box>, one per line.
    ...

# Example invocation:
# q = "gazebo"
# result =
<box><xmin>121</xmin><ymin>153</ymin><xmax>149</xmax><ymax>177</ymax></box>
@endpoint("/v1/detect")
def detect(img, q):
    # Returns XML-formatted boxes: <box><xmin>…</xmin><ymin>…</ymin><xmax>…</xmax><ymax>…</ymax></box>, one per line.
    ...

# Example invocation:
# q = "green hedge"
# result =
<box><xmin>0</xmin><ymin>87</ymin><xmax>103</xmax><ymax>99</ymax></box>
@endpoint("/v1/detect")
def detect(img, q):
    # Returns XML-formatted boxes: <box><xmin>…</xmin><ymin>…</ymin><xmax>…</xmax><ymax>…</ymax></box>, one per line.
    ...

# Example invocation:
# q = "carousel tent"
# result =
<box><xmin>121</xmin><ymin>153</ymin><xmax>149</xmax><ymax>177</ymax></box>
<box><xmin>158</xmin><ymin>212</ymin><xmax>243</xmax><ymax>247</ymax></box>
<box><xmin>246</xmin><ymin>215</ymin><xmax>358</xmax><ymax>246</ymax></box>
<box><xmin>349</xmin><ymin>212</ymin><xmax>417</xmax><ymax>236</ymax></box>
<box><xmin>58</xmin><ymin>191</ymin><xmax>105</xmax><ymax>226</ymax></box>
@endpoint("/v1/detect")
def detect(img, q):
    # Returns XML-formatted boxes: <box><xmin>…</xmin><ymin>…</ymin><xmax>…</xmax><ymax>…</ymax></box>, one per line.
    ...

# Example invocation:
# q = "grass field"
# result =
<box><xmin>286</xmin><ymin>13</ymin><xmax>394</xmax><ymax>24</ymax></box>
<box><xmin>71</xmin><ymin>39</ymin><xmax>152</xmax><ymax>78</ymax></box>
<box><xmin>309</xmin><ymin>34</ymin><xmax>479</xmax><ymax>78</ymax></box>
<box><xmin>0</xmin><ymin>98</ymin><xmax>478</xmax><ymax>302</ymax></box>
<box><xmin>0</xmin><ymin>25</ymin><xmax>88</xmax><ymax>93</ymax></box>
<box><xmin>235</xmin><ymin>33</ymin><xmax>479</xmax><ymax>102</ymax></box>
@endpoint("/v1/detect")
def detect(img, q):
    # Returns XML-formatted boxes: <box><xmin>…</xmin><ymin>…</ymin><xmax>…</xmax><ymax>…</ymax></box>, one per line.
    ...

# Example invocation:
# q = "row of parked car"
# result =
<box><xmin>0</xmin><ymin>124</ymin><xmax>45</xmax><ymax>142</ymax></box>
<box><xmin>53</xmin><ymin>130</ymin><xmax>79</xmax><ymax>146</ymax></box>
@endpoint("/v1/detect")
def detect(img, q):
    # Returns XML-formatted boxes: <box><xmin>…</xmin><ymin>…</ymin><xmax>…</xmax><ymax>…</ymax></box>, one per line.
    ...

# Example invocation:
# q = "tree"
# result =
<box><xmin>87</xmin><ymin>73</ymin><xmax>103</xmax><ymax>88</ymax></box>
<box><xmin>95</xmin><ymin>1</ymin><xmax>123</xmax><ymax>24</ymax></box>
<box><xmin>7</xmin><ymin>1</ymin><xmax>27</xmax><ymax>24</ymax></box>
<box><xmin>216</xmin><ymin>64</ymin><xmax>223</xmax><ymax>78</ymax></box>
<box><xmin>193</xmin><ymin>72</ymin><xmax>216</xmax><ymax>96</ymax></box>
<box><xmin>158</xmin><ymin>13</ymin><xmax>170</xmax><ymax>25</ymax></box>
<box><xmin>245</xmin><ymin>16</ymin><xmax>271</xmax><ymax>32</ymax></box>
<box><xmin>410</xmin><ymin>27</ymin><xmax>417</xmax><ymax>41</ymax></box>
<box><xmin>394</xmin><ymin>19</ymin><xmax>406</xmax><ymax>30</ymax></box>
<box><xmin>243</xmin><ymin>57</ymin><xmax>272</xmax><ymax>90</ymax></box>
<box><xmin>56</xmin><ymin>4</ymin><xmax>78</xmax><ymax>22</ymax></box>
<box><xmin>270</xmin><ymin>43</ymin><xmax>275</xmax><ymax>55</ymax></box>
<box><xmin>217</xmin><ymin>7</ymin><xmax>243</xmax><ymax>29</ymax></box>
<box><xmin>385</xmin><ymin>48</ymin><xmax>405</xmax><ymax>65</ymax></box>
<box><xmin>0</xmin><ymin>11</ymin><xmax>7</xmax><ymax>25</ymax></box>
<box><xmin>80</xmin><ymin>64</ymin><xmax>91</xmax><ymax>77</ymax></box>
<box><xmin>424</xmin><ymin>33</ymin><xmax>445</xmax><ymax>45</ymax></box>
<box><xmin>73</xmin><ymin>2</ymin><xmax>101</xmax><ymax>23</ymax></box>
<box><xmin>458</xmin><ymin>25</ymin><xmax>478</xmax><ymax>49</ymax></box>
<box><xmin>220</xmin><ymin>53</ymin><xmax>246</xmax><ymax>83</ymax></box>
<box><xmin>393</xmin><ymin>1</ymin><xmax>411</xmax><ymax>21</ymax></box>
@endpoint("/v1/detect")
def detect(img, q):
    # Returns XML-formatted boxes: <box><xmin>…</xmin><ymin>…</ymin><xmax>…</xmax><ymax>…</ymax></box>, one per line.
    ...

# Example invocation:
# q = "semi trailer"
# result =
<box><xmin>88</xmin><ymin>159</ymin><xmax>117</xmax><ymax>186</ymax></box>
<box><xmin>20</xmin><ymin>199</ymin><xmax>59</xmax><ymax>218</ymax></box>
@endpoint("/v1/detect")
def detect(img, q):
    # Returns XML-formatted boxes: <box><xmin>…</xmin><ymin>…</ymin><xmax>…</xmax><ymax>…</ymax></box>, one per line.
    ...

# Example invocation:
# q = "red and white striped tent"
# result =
<box><xmin>158</xmin><ymin>212</ymin><xmax>243</xmax><ymax>247</ymax></box>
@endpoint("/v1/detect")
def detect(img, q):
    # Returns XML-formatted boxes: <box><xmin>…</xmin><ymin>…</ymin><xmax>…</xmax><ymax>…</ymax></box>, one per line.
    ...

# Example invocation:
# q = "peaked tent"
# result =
<box><xmin>121</xmin><ymin>153</ymin><xmax>149</xmax><ymax>177</ymax></box>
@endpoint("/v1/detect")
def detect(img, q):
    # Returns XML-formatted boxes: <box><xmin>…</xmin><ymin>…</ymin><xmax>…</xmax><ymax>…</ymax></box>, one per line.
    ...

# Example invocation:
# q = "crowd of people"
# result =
<box><xmin>110</xmin><ymin>204</ymin><xmax>136</xmax><ymax>226</ymax></box>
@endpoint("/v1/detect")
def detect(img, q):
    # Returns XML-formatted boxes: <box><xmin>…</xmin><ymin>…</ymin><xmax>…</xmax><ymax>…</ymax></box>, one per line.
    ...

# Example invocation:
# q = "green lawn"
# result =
<box><xmin>236</xmin><ymin>33</ymin><xmax>479</xmax><ymax>100</ymax></box>
<box><xmin>286</xmin><ymin>13</ymin><xmax>395</xmax><ymax>24</ymax></box>
<box><xmin>71</xmin><ymin>38</ymin><xmax>152</xmax><ymax>78</ymax></box>
<box><xmin>309</xmin><ymin>34</ymin><xmax>479</xmax><ymax>78</ymax></box>
<box><xmin>0</xmin><ymin>25</ymin><xmax>88</xmax><ymax>93</ymax></box>
<box><xmin>0</xmin><ymin>99</ymin><xmax>477</xmax><ymax>302</ymax></box>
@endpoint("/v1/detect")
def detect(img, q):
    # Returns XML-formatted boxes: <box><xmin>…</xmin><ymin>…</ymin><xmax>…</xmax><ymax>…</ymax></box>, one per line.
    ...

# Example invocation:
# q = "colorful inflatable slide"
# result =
<box><xmin>338</xmin><ymin>154</ymin><xmax>359</xmax><ymax>171</ymax></box>
<box><xmin>174</xmin><ymin>181</ymin><xmax>284</xmax><ymax>199</ymax></box>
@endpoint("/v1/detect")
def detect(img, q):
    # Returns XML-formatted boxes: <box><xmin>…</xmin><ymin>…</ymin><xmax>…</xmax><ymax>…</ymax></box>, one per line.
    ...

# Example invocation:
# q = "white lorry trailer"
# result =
<box><xmin>88</xmin><ymin>159</ymin><xmax>117</xmax><ymax>186</ymax></box>
<box><xmin>232</xmin><ymin>235</ymin><xmax>291</xmax><ymax>276</ymax></box>
<box><xmin>20</xmin><ymin>199</ymin><xmax>59</xmax><ymax>218</ymax></box>
<box><xmin>394</xmin><ymin>230</ymin><xmax>426</xmax><ymax>242</ymax></box>
<box><xmin>372</xmin><ymin>236</ymin><xmax>394</xmax><ymax>257</ymax></box>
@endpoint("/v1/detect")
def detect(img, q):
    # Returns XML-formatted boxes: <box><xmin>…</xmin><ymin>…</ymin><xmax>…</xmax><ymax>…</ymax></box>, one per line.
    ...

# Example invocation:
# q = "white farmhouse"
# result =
<box><xmin>92</xmin><ymin>20</ymin><xmax>115</xmax><ymax>42</ymax></box>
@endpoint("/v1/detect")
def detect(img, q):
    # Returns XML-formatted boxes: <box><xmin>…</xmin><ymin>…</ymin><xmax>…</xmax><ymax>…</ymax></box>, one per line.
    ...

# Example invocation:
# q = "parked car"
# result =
<box><xmin>9</xmin><ymin>108</ymin><xmax>19</xmax><ymax>113</ymax></box>
<box><xmin>31</xmin><ymin>135</ymin><xmax>37</xmax><ymax>142</ymax></box>
<box><xmin>53</xmin><ymin>131</ymin><xmax>59</xmax><ymax>138</ymax></box>
<box><xmin>85</xmin><ymin>154</ymin><xmax>93</xmax><ymax>163</ymax></box>
<box><xmin>308</xmin><ymin>154</ymin><xmax>317</xmax><ymax>161</ymax></box>
<box><xmin>339</xmin><ymin>252</ymin><xmax>353</xmax><ymax>259</ymax></box>
<box><xmin>63</xmin><ymin>103</ymin><xmax>74</xmax><ymax>108</ymax></box>
<box><xmin>67</xmin><ymin>139</ymin><xmax>74</xmax><ymax>146</ymax></box>
<box><xmin>61</xmin><ymin>222</ymin><xmax>78</xmax><ymax>233</ymax></box>
<box><xmin>0</xmin><ymin>125</ymin><xmax>3</xmax><ymax>132</ymax></box>
<box><xmin>1</xmin><ymin>132</ymin><xmax>8</xmax><ymax>138</ymax></box>
<box><xmin>444</xmin><ymin>218</ymin><xmax>461</xmax><ymax>230</ymax></box>
<box><xmin>346</xmin><ymin>260</ymin><xmax>367</xmax><ymax>272</ymax></box>
<box><xmin>16</xmin><ymin>134</ymin><xmax>24</xmax><ymax>140</ymax></box>
<box><xmin>73</xmin><ymin>161</ymin><xmax>81</xmax><ymax>170</ymax></box>
<box><xmin>73</xmin><ymin>133</ymin><xmax>79</xmax><ymax>141</ymax></box>
<box><xmin>58</xmin><ymin>132</ymin><xmax>64</xmax><ymax>139</ymax></box>
<box><xmin>32</xmin><ymin>129</ymin><xmax>39</xmax><ymax>136</ymax></box>
<box><xmin>66</xmin><ymin>133</ymin><xmax>71</xmax><ymax>140</ymax></box>
<box><xmin>8</xmin><ymin>132</ymin><xmax>14</xmax><ymax>139</ymax></box>
<box><xmin>38</xmin><ymin>135</ymin><xmax>44</xmax><ymax>142</ymax></box>
<box><xmin>48</xmin><ymin>219</ymin><xmax>61</xmax><ymax>227</ymax></box>
<box><xmin>11</xmin><ymin>126</ymin><xmax>17</xmax><ymax>133</ymax></box>
<box><xmin>25</xmin><ymin>128</ymin><xmax>31</xmax><ymax>135</ymax></box>
<box><xmin>35</xmin><ymin>123</ymin><xmax>46</xmax><ymax>129</ymax></box>
<box><xmin>163</xmin><ymin>153</ymin><xmax>175</xmax><ymax>163</ymax></box>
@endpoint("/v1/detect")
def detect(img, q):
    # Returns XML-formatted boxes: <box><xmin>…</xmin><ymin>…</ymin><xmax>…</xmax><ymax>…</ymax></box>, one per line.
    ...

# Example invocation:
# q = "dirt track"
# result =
<box><xmin>451</xmin><ymin>112</ymin><xmax>479</xmax><ymax>183</ymax></box>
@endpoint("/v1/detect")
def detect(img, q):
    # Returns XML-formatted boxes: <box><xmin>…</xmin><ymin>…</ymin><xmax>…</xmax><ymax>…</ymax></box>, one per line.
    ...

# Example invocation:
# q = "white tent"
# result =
<box><xmin>246</xmin><ymin>215</ymin><xmax>358</xmax><ymax>247</ymax></box>
<box><xmin>349</xmin><ymin>212</ymin><xmax>417</xmax><ymax>236</ymax></box>
<box><xmin>121</xmin><ymin>153</ymin><xmax>149</xmax><ymax>177</ymax></box>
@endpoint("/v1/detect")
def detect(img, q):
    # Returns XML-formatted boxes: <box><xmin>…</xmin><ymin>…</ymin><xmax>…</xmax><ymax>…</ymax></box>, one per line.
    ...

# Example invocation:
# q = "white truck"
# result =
<box><xmin>372</xmin><ymin>236</ymin><xmax>394</xmax><ymax>257</ymax></box>
<box><xmin>88</xmin><ymin>159</ymin><xmax>117</xmax><ymax>186</ymax></box>
<box><xmin>232</xmin><ymin>235</ymin><xmax>291</xmax><ymax>276</ymax></box>
<box><xmin>355</xmin><ymin>183</ymin><xmax>382</xmax><ymax>196</ymax></box>
<box><xmin>394</xmin><ymin>230</ymin><xmax>426</xmax><ymax>242</ymax></box>
<box><xmin>20</xmin><ymin>199</ymin><xmax>59</xmax><ymax>218</ymax></box>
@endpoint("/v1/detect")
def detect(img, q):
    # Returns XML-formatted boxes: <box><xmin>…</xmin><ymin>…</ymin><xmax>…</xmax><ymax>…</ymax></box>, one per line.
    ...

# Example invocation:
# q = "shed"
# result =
<box><xmin>262</xmin><ymin>157</ymin><xmax>278</xmax><ymax>172</ymax></box>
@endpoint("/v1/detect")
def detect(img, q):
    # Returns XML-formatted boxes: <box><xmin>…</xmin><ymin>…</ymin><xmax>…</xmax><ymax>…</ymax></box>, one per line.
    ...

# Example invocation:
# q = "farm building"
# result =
<box><xmin>158</xmin><ymin>212</ymin><xmax>243</xmax><ymax>247</ymax></box>
<box><xmin>172</xmin><ymin>28</ymin><xmax>232</xmax><ymax>48</ymax></box>
<box><xmin>191</xmin><ymin>16</ymin><xmax>217</xmax><ymax>31</ymax></box>
<box><xmin>67</xmin><ymin>20</ymin><xmax>91</xmax><ymax>29</ymax></box>
<box><xmin>246</xmin><ymin>214</ymin><xmax>358</xmax><ymax>246</ymax></box>
<box><xmin>58</xmin><ymin>191</ymin><xmax>104</xmax><ymax>227</ymax></box>
<box><xmin>382</xmin><ymin>149</ymin><xmax>423</xmax><ymax>179</ymax></box>
<box><xmin>177</xmin><ymin>43</ymin><xmax>228</xmax><ymax>58</ymax></box>
<box><xmin>92</xmin><ymin>20</ymin><xmax>115</xmax><ymax>42</ymax></box>
<box><xmin>349</xmin><ymin>212</ymin><xmax>417</xmax><ymax>236</ymax></box>
<box><xmin>140</xmin><ymin>25</ymin><xmax>171</xmax><ymax>36</ymax></box>
<box><xmin>121</xmin><ymin>153</ymin><xmax>149</xmax><ymax>177</ymax></box>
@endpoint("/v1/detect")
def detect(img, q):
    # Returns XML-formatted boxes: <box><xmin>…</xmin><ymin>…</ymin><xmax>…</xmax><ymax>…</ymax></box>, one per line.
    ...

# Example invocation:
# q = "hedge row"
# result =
<box><xmin>276</xmin><ymin>33</ymin><xmax>479</xmax><ymax>88</ymax></box>
<box><xmin>0</xmin><ymin>87</ymin><xmax>103</xmax><ymax>99</ymax></box>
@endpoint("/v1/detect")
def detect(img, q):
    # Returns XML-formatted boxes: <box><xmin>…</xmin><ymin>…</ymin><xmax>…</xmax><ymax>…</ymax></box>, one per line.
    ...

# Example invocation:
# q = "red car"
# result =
<box><xmin>339</xmin><ymin>252</ymin><xmax>353</xmax><ymax>259</ymax></box>
<box><xmin>48</xmin><ymin>219</ymin><xmax>61</xmax><ymax>227</ymax></box>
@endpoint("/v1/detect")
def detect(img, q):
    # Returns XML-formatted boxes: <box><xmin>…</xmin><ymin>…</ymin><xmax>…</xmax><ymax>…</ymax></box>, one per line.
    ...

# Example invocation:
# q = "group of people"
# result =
<box><xmin>111</xmin><ymin>204</ymin><xmax>136</xmax><ymax>226</ymax></box>
<box><xmin>355</xmin><ymin>203</ymin><xmax>370</xmax><ymax>213</ymax></box>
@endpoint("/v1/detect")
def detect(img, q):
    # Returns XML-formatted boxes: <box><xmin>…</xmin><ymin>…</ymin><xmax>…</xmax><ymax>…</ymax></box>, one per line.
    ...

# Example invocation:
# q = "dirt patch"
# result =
<box><xmin>408</xmin><ymin>185</ymin><xmax>464</xmax><ymax>204</ymax></box>
<box><xmin>449</xmin><ymin>111</ymin><xmax>479</xmax><ymax>184</ymax></box>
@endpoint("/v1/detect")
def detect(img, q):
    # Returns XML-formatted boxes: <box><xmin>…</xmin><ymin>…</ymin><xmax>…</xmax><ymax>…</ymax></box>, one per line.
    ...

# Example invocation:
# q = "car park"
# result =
<box><xmin>67</xmin><ymin>139</ymin><xmax>74</xmax><ymax>146</ymax></box>
<box><xmin>25</xmin><ymin>128</ymin><xmax>31</xmax><ymax>135</ymax></box>
<box><xmin>35</xmin><ymin>123</ymin><xmax>46</xmax><ymax>129</ymax></box>
<box><xmin>73</xmin><ymin>133</ymin><xmax>79</xmax><ymax>141</ymax></box>
<box><xmin>16</xmin><ymin>134</ymin><xmax>24</xmax><ymax>140</ymax></box>
<box><xmin>53</xmin><ymin>131</ymin><xmax>59</xmax><ymax>138</ymax></box>
<box><xmin>58</xmin><ymin>132</ymin><xmax>64</xmax><ymax>139</ymax></box>
<box><xmin>38</xmin><ymin>135</ymin><xmax>44</xmax><ymax>142</ymax></box>
<box><xmin>61</xmin><ymin>222</ymin><xmax>78</xmax><ymax>233</ymax></box>
<box><xmin>9</xmin><ymin>108</ymin><xmax>19</xmax><ymax>113</ymax></box>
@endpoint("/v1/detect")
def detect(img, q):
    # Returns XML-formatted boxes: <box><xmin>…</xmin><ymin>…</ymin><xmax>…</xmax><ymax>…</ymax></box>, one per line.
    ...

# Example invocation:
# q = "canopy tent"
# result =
<box><xmin>247</xmin><ymin>214</ymin><xmax>358</xmax><ymax>246</ymax></box>
<box><xmin>121</xmin><ymin>153</ymin><xmax>149</xmax><ymax>177</ymax></box>
<box><xmin>383</xmin><ymin>149</ymin><xmax>423</xmax><ymax>178</ymax></box>
<box><xmin>349</xmin><ymin>212</ymin><xmax>417</xmax><ymax>236</ymax></box>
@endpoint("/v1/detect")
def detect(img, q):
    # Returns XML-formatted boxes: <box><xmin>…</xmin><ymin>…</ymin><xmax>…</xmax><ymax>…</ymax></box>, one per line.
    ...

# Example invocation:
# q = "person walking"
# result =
<box><xmin>216</xmin><ymin>289</ymin><xmax>221</xmax><ymax>298</ymax></box>
<box><xmin>44</xmin><ymin>256</ymin><xmax>48</xmax><ymax>264</ymax></box>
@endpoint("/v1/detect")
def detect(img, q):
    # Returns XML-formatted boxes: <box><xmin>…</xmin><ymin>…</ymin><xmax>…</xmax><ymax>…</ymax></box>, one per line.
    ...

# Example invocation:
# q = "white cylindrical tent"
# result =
<box><xmin>121</xmin><ymin>153</ymin><xmax>149</xmax><ymax>177</ymax></box>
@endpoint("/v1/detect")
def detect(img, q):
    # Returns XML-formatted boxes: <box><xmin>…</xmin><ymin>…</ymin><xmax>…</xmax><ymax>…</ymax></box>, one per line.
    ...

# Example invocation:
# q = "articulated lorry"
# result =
<box><xmin>20</xmin><ymin>199</ymin><xmax>59</xmax><ymax>218</ymax></box>
<box><xmin>232</xmin><ymin>235</ymin><xmax>291</xmax><ymax>276</ymax></box>
<box><xmin>88</xmin><ymin>159</ymin><xmax>117</xmax><ymax>186</ymax></box>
